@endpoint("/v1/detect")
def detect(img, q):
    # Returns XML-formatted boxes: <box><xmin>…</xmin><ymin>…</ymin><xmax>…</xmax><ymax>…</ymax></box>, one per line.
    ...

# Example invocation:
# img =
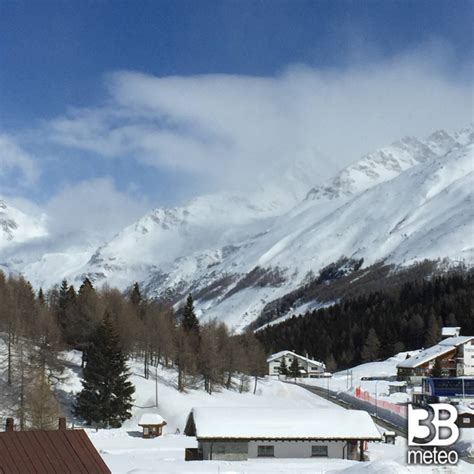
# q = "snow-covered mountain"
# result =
<box><xmin>0</xmin><ymin>200</ymin><xmax>47</xmax><ymax>251</ymax></box>
<box><xmin>1</xmin><ymin>126</ymin><xmax>473</xmax><ymax>330</ymax></box>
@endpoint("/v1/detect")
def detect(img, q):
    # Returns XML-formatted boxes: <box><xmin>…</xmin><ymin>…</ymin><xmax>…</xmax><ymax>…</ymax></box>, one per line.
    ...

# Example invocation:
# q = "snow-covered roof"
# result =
<box><xmin>138</xmin><ymin>413</ymin><xmax>166</xmax><ymax>426</ymax></box>
<box><xmin>186</xmin><ymin>407</ymin><xmax>381</xmax><ymax>440</ymax></box>
<box><xmin>442</xmin><ymin>327</ymin><xmax>461</xmax><ymax>337</ymax></box>
<box><xmin>397</xmin><ymin>336</ymin><xmax>474</xmax><ymax>369</ymax></box>
<box><xmin>267</xmin><ymin>350</ymin><xmax>325</xmax><ymax>368</ymax></box>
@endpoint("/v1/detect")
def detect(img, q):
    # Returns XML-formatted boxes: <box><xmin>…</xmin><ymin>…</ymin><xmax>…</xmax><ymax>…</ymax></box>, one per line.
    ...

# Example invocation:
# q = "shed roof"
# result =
<box><xmin>0</xmin><ymin>429</ymin><xmax>110</xmax><ymax>473</ymax></box>
<box><xmin>397</xmin><ymin>336</ymin><xmax>474</xmax><ymax>369</ymax></box>
<box><xmin>138</xmin><ymin>413</ymin><xmax>166</xmax><ymax>426</ymax></box>
<box><xmin>185</xmin><ymin>407</ymin><xmax>381</xmax><ymax>440</ymax></box>
<box><xmin>266</xmin><ymin>350</ymin><xmax>325</xmax><ymax>368</ymax></box>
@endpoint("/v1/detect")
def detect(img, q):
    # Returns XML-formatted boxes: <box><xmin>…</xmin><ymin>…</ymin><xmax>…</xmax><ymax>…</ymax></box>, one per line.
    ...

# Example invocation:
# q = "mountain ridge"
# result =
<box><xmin>1</xmin><ymin>125</ymin><xmax>472</xmax><ymax>331</ymax></box>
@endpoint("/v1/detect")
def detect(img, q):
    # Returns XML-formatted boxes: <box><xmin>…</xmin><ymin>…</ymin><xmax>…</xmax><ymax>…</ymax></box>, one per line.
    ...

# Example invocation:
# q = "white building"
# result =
<box><xmin>184</xmin><ymin>407</ymin><xmax>381</xmax><ymax>461</ymax></box>
<box><xmin>442</xmin><ymin>327</ymin><xmax>461</xmax><ymax>339</ymax></box>
<box><xmin>267</xmin><ymin>350</ymin><xmax>326</xmax><ymax>377</ymax></box>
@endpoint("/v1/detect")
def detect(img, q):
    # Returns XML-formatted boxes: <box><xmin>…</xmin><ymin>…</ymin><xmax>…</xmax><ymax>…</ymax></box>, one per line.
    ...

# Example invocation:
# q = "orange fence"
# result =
<box><xmin>354</xmin><ymin>387</ymin><xmax>407</xmax><ymax>418</ymax></box>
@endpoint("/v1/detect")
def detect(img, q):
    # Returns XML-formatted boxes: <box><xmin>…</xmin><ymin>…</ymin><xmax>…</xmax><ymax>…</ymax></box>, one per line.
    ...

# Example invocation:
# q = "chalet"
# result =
<box><xmin>138</xmin><ymin>413</ymin><xmax>167</xmax><ymax>438</ymax></box>
<box><xmin>397</xmin><ymin>336</ymin><xmax>474</xmax><ymax>383</ymax></box>
<box><xmin>267</xmin><ymin>350</ymin><xmax>327</xmax><ymax>378</ymax></box>
<box><xmin>0</xmin><ymin>417</ymin><xmax>110</xmax><ymax>473</ymax></box>
<box><xmin>184</xmin><ymin>407</ymin><xmax>381</xmax><ymax>461</ymax></box>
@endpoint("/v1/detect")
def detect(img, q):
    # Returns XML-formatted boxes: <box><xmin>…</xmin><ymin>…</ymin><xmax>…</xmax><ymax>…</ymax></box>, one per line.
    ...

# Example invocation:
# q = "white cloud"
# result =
<box><xmin>45</xmin><ymin>177</ymin><xmax>149</xmax><ymax>241</ymax></box>
<box><xmin>47</xmin><ymin>50</ymin><xmax>473</xmax><ymax>194</ymax></box>
<box><xmin>0</xmin><ymin>133</ymin><xmax>39</xmax><ymax>187</ymax></box>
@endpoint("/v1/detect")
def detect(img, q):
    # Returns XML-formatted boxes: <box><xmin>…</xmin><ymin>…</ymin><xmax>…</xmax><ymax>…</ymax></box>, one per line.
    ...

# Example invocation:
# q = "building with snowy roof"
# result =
<box><xmin>442</xmin><ymin>327</ymin><xmax>461</xmax><ymax>338</ymax></box>
<box><xmin>397</xmin><ymin>335</ymin><xmax>474</xmax><ymax>383</ymax></box>
<box><xmin>184</xmin><ymin>407</ymin><xmax>381</xmax><ymax>461</ymax></box>
<box><xmin>138</xmin><ymin>413</ymin><xmax>167</xmax><ymax>438</ymax></box>
<box><xmin>267</xmin><ymin>350</ymin><xmax>327</xmax><ymax>378</ymax></box>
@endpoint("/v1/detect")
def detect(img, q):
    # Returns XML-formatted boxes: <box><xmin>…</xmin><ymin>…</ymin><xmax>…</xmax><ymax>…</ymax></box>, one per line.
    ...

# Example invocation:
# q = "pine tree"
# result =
<box><xmin>361</xmin><ymin>328</ymin><xmax>381</xmax><ymax>362</ymax></box>
<box><xmin>37</xmin><ymin>288</ymin><xmax>45</xmax><ymax>305</ymax></box>
<box><xmin>182</xmin><ymin>294</ymin><xmax>199</xmax><ymax>333</ymax></box>
<box><xmin>424</xmin><ymin>312</ymin><xmax>440</xmax><ymax>347</ymax></box>
<box><xmin>279</xmin><ymin>357</ymin><xmax>288</xmax><ymax>376</ymax></box>
<box><xmin>130</xmin><ymin>282</ymin><xmax>142</xmax><ymax>307</ymax></box>
<box><xmin>289</xmin><ymin>357</ymin><xmax>301</xmax><ymax>378</ymax></box>
<box><xmin>75</xmin><ymin>313</ymin><xmax>135</xmax><ymax>428</ymax></box>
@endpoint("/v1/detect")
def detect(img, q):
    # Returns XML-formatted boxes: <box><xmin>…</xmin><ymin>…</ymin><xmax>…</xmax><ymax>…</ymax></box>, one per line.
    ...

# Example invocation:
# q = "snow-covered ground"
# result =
<box><xmin>52</xmin><ymin>351</ymin><xmax>473</xmax><ymax>473</ymax></box>
<box><xmin>299</xmin><ymin>351</ymin><xmax>414</xmax><ymax>403</ymax></box>
<box><xmin>2</xmin><ymin>337</ymin><xmax>473</xmax><ymax>472</ymax></box>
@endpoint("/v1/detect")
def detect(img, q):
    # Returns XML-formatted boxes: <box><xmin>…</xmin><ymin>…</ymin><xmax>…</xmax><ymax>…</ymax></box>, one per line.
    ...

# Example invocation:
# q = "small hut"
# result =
<box><xmin>138</xmin><ymin>413</ymin><xmax>167</xmax><ymax>438</ymax></box>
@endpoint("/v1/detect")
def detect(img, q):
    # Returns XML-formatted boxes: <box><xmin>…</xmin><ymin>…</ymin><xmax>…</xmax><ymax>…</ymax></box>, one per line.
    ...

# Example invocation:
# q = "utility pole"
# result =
<box><xmin>155</xmin><ymin>365</ymin><xmax>159</xmax><ymax>407</ymax></box>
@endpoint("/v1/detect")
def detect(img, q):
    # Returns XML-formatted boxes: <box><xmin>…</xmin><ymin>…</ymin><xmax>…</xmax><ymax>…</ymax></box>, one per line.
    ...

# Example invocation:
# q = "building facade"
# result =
<box><xmin>267</xmin><ymin>350</ymin><xmax>326</xmax><ymax>377</ymax></box>
<box><xmin>184</xmin><ymin>407</ymin><xmax>381</xmax><ymax>462</ymax></box>
<box><xmin>397</xmin><ymin>336</ymin><xmax>474</xmax><ymax>383</ymax></box>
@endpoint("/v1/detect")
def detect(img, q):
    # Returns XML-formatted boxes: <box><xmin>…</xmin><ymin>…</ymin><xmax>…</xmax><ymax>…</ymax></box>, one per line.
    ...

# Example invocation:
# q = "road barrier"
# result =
<box><xmin>354</xmin><ymin>387</ymin><xmax>407</xmax><ymax>418</ymax></box>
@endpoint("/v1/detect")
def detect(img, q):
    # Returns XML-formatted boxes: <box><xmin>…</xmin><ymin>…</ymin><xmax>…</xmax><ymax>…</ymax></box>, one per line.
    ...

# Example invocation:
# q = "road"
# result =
<box><xmin>287</xmin><ymin>381</ymin><xmax>408</xmax><ymax>438</ymax></box>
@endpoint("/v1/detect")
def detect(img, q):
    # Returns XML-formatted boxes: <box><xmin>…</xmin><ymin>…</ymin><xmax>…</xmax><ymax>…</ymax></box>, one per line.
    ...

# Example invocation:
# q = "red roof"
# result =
<box><xmin>0</xmin><ymin>429</ymin><xmax>110</xmax><ymax>473</ymax></box>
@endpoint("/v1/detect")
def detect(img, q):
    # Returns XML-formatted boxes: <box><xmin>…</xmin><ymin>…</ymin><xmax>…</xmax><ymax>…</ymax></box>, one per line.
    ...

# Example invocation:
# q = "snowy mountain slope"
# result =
<box><xmin>1</xmin><ymin>126</ymin><xmax>472</xmax><ymax>329</ymax></box>
<box><xmin>0</xmin><ymin>199</ymin><xmax>47</xmax><ymax>251</ymax></box>
<box><xmin>305</xmin><ymin>126</ymin><xmax>472</xmax><ymax>201</ymax></box>
<box><xmin>142</xmin><ymin>137</ymin><xmax>473</xmax><ymax>329</ymax></box>
<box><xmin>80</xmin><ymin>127</ymin><xmax>472</xmax><ymax>295</ymax></box>
<box><xmin>52</xmin><ymin>157</ymin><xmax>326</xmax><ymax>290</ymax></box>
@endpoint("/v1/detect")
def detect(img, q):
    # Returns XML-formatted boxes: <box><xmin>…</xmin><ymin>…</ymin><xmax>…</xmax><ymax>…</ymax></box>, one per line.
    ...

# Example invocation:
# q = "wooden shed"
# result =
<box><xmin>138</xmin><ymin>413</ymin><xmax>167</xmax><ymax>438</ymax></box>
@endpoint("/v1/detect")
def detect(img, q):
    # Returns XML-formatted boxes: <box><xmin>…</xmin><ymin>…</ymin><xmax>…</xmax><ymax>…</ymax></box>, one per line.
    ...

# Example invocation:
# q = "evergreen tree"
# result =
<box><xmin>182</xmin><ymin>294</ymin><xmax>199</xmax><ymax>333</ymax></box>
<box><xmin>130</xmin><ymin>282</ymin><xmax>142</xmax><ymax>307</ymax></box>
<box><xmin>361</xmin><ymin>328</ymin><xmax>381</xmax><ymax>362</ymax></box>
<box><xmin>37</xmin><ymin>288</ymin><xmax>45</xmax><ymax>305</ymax></box>
<box><xmin>279</xmin><ymin>357</ymin><xmax>288</xmax><ymax>376</ymax></box>
<box><xmin>288</xmin><ymin>357</ymin><xmax>301</xmax><ymax>378</ymax></box>
<box><xmin>75</xmin><ymin>313</ymin><xmax>135</xmax><ymax>428</ymax></box>
<box><xmin>424</xmin><ymin>312</ymin><xmax>440</xmax><ymax>347</ymax></box>
<box><xmin>431</xmin><ymin>358</ymin><xmax>443</xmax><ymax>377</ymax></box>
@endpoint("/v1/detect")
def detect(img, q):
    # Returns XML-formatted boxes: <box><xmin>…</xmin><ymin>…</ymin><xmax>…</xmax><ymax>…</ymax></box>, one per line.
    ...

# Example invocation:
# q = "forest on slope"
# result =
<box><xmin>256</xmin><ymin>270</ymin><xmax>474</xmax><ymax>371</ymax></box>
<box><xmin>0</xmin><ymin>272</ymin><xmax>266</xmax><ymax>430</ymax></box>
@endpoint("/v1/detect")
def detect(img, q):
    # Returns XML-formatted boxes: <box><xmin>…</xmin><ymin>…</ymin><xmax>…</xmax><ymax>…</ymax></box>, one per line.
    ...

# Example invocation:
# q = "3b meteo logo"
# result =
<box><xmin>407</xmin><ymin>404</ymin><xmax>459</xmax><ymax>465</ymax></box>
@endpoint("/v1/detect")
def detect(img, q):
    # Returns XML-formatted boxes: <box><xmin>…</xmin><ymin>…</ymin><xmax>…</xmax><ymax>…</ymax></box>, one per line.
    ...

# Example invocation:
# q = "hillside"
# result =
<box><xmin>0</xmin><ymin>126</ymin><xmax>472</xmax><ymax>331</ymax></box>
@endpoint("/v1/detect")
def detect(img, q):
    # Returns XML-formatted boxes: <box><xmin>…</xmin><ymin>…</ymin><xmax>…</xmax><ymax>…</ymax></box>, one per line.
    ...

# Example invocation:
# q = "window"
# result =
<box><xmin>257</xmin><ymin>445</ymin><xmax>274</xmax><ymax>457</ymax></box>
<box><xmin>312</xmin><ymin>445</ymin><xmax>328</xmax><ymax>457</ymax></box>
<box><xmin>463</xmin><ymin>417</ymin><xmax>470</xmax><ymax>423</ymax></box>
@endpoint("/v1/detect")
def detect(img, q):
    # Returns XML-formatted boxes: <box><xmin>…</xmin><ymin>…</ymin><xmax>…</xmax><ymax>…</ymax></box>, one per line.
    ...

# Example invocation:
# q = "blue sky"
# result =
<box><xmin>0</xmin><ymin>0</ymin><xmax>472</xmax><ymax>238</ymax></box>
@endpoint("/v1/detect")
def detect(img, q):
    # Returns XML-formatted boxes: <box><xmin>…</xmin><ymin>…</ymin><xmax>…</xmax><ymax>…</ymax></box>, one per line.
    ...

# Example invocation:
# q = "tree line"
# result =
<box><xmin>256</xmin><ymin>272</ymin><xmax>473</xmax><ymax>372</ymax></box>
<box><xmin>0</xmin><ymin>273</ymin><xmax>266</xmax><ymax>429</ymax></box>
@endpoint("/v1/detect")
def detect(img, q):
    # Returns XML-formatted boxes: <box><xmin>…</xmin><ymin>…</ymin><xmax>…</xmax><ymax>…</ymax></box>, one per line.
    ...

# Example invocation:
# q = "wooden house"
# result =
<box><xmin>138</xmin><ymin>413</ymin><xmax>167</xmax><ymax>438</ymax></box>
